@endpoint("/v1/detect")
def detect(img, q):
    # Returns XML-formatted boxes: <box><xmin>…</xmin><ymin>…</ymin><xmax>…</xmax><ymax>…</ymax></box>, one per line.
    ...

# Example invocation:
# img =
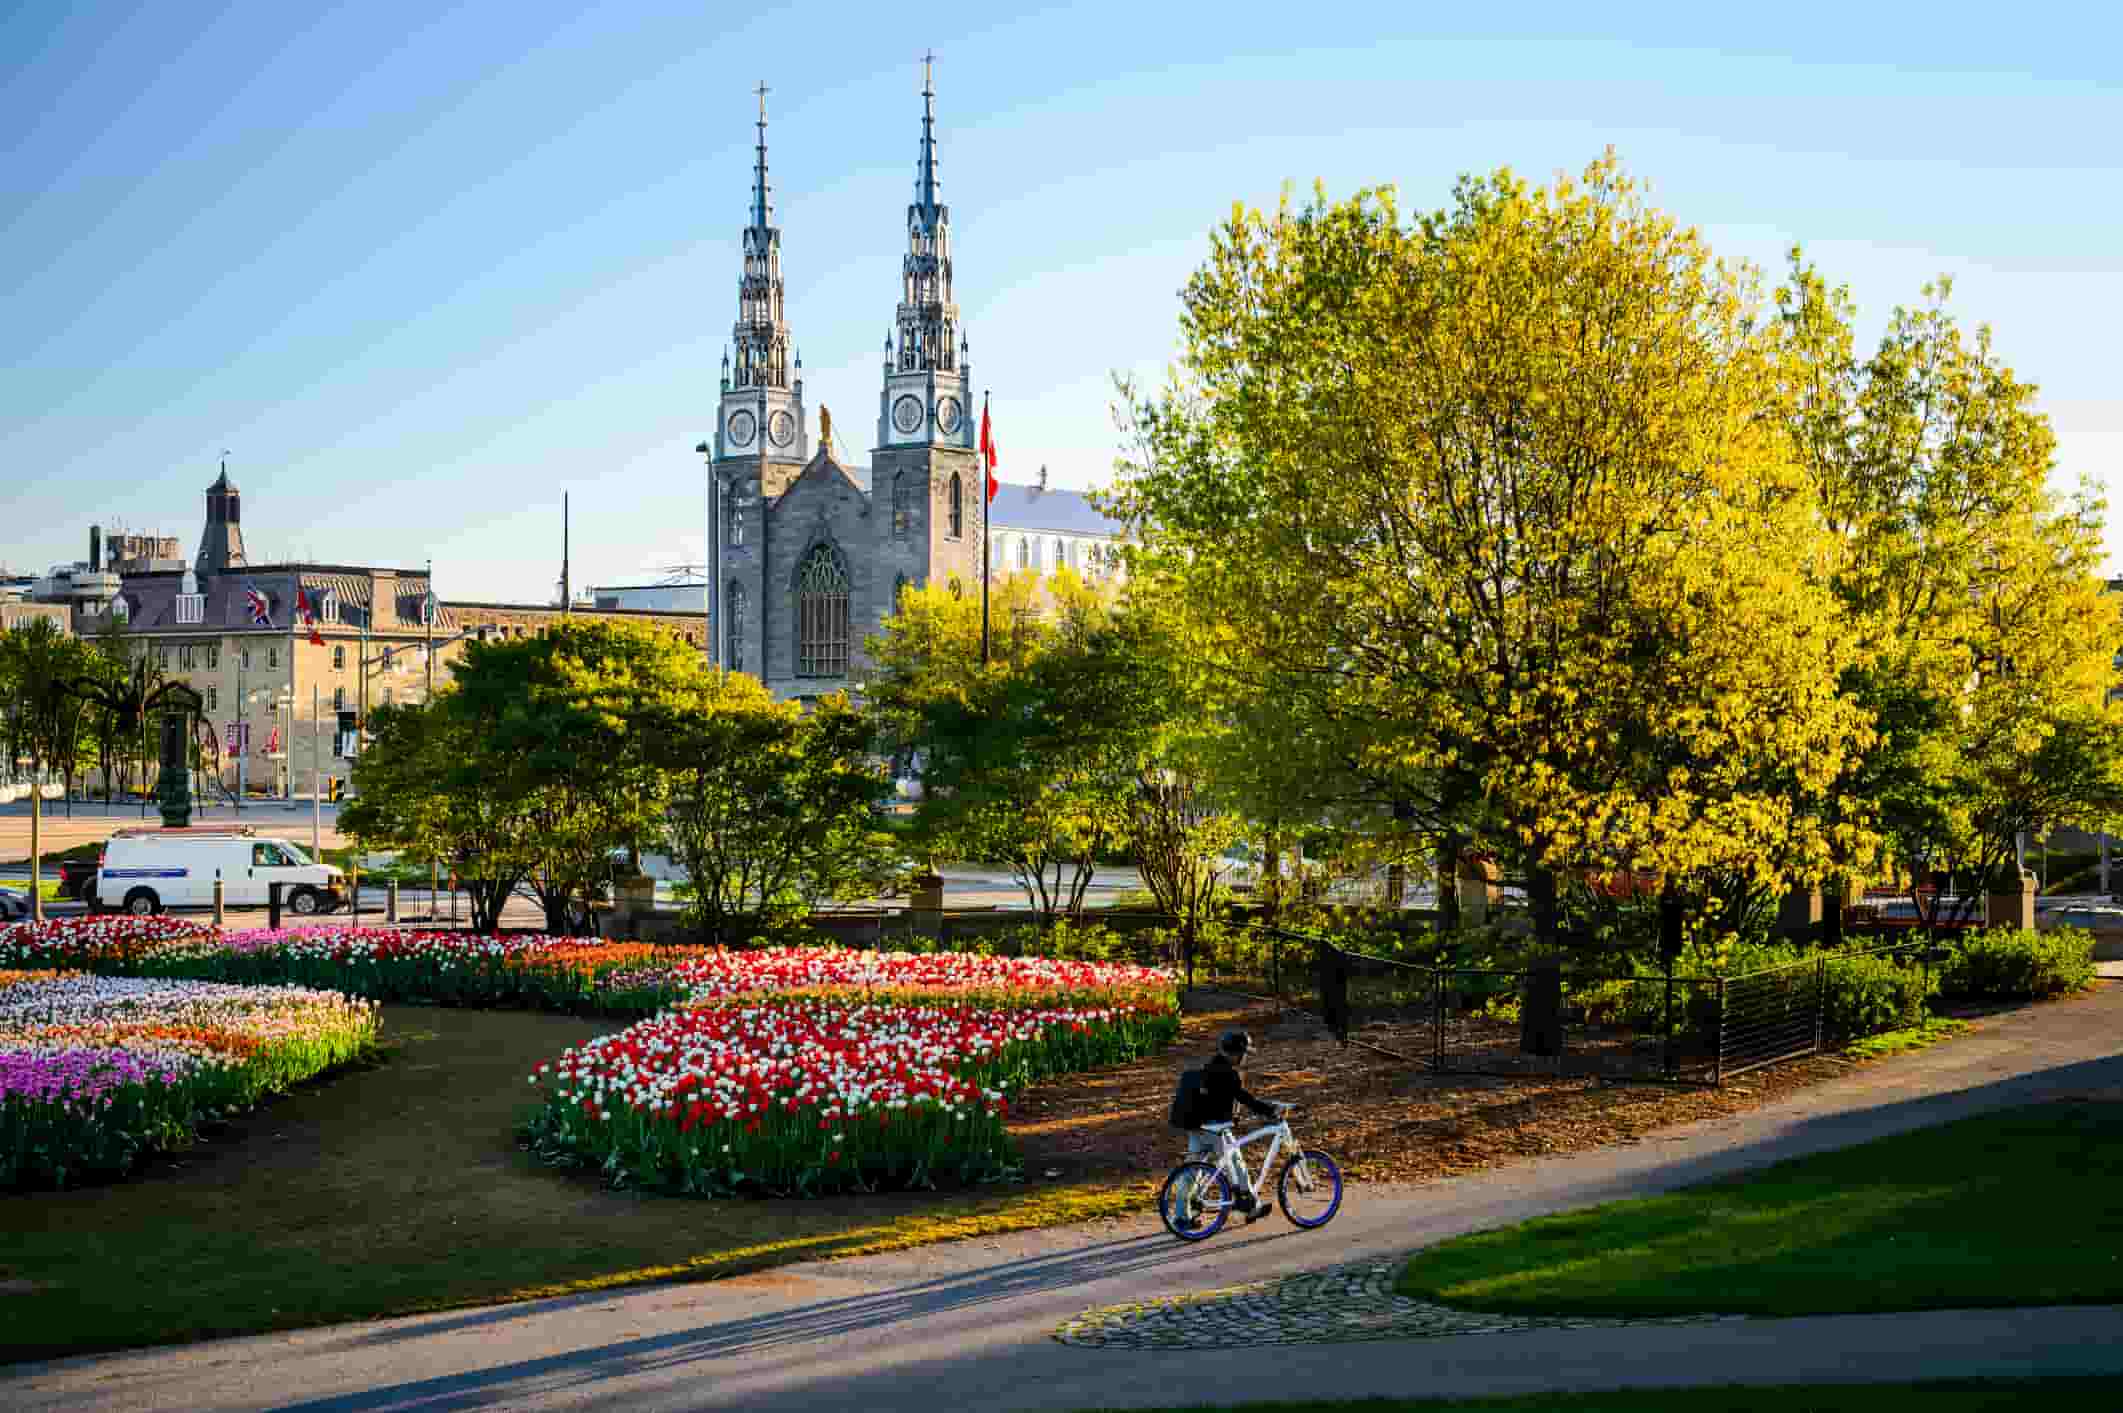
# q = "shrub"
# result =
<box><xmin>1820</xmin><ymin>950</ymin><xmax>1933</xmax><ymax>1039</ymax></box>
<box><xmin>1937</xmin><ymin>927</ymin><xmax>2097</xmax><ymax>1001</ymax></box>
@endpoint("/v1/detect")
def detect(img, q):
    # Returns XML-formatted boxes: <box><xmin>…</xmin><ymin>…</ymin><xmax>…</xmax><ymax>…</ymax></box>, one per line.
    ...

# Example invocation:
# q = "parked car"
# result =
<box><xmin>58</xmin><ymin>859</ymin><xmax>98</xmax><ymax>901</ymax></box>
<box><xmin>96</xmin><ymin>827</ymin><xmax>346</xmax><ymax>916</ymax></box>
<box><xmin>0</xmin><ymin>887</ymin><xmax>28</xmax><ymax>921</ymax></box>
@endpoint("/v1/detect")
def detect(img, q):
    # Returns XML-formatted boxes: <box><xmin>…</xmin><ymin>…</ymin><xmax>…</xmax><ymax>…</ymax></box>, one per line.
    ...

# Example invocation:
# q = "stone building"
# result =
<box><xmin>702</xmin><ymin>65</ymin><xmax>1123</xmax><ymax>702</ymax></box>
<box><xmin>92</xmin><ymin>470</ymin><xmax>705</xmax><ymax>798</ymax></box>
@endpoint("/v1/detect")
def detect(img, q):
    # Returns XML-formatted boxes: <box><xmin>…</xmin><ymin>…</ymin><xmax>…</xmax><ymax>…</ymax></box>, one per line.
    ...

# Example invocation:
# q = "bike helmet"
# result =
<box><xmin>1218</xmin><ymin>1028</ymin><xmax>1252</xmax><ymax>1058</ymax></box>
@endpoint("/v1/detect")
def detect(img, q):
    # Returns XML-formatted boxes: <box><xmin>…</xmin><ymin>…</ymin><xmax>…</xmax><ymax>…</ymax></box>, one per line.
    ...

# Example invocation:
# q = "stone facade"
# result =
<box><xmin>99</xmin><ymin>480</ymin><xmax>705</xmax><ymax>797</ymax></box>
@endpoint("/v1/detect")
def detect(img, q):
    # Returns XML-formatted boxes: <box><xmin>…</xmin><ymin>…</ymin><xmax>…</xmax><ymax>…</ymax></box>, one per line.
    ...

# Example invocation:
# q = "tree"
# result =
<box><xmin>1</xmin><ymin>619</ymin><xmax>98</xmax><ymax>811</ymax></box>
<box><xmin>1777</xmin><ymin>257</ymin><xmax>2122</xmax><ymax>924</ymax></box>
<box><xmin>346</xmin><ymin>621</ymin><xmax>699</xmax><ymax>932</ymax></box>
<box><xmin>867</xmin><ymin>570</ymin><xmax>1151</xmax><ymax>920</ymax></box>
<box><xmin>1112</xmin><ymin>156</ymin><xmax>1870</xmax><ymax>952</ymax></box>
<box><xmin>451</xmin><ymin>621</ymin><xmax>692</xmax><ymax>932</ymax></box>
<box><xmin>651</xmin><ymin>672</ymin><xmax>895</xmax><ymax>943</ymax></box>
<box><xmin>342</xmin><ymin>699</ymin><xmax>526</xmax><ymax>931</ymax></box>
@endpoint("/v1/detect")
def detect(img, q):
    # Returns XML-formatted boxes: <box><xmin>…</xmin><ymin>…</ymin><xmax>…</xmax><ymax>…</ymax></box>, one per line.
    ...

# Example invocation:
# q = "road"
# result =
<box><xmin>6</xmin><ymin>982</ymin><xmax>2118</xmax><ymax>1410</ymax></box>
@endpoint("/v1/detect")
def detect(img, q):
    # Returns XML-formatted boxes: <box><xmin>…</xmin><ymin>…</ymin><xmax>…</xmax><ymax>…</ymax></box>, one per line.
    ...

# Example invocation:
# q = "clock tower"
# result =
<box><xmin>871</xmin><ymin>54</ymin><xmax>981</xmax><ymax>610</ymax></box>
<box><xmin>712</xmin><ymin>82</ymin><xmax>809</xmax><ymax>490</ymax></box>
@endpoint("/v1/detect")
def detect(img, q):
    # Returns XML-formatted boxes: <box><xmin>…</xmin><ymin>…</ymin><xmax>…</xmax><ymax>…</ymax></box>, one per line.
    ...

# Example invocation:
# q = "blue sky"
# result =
<box><xmin>5</xmin><ymin>1</ymin><xmax>2119</xmax><ymax>602</ymax></box>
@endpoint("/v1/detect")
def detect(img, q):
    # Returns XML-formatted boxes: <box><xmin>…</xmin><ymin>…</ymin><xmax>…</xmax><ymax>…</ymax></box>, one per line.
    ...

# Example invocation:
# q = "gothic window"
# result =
<box><xmin>206</xmin><ymin>687</ymin><xmax>217</xmax><ymax>712</ymax></box>
<box><xmin>268</xmin><ymin>647</ymin><xmax>279</xmax><ymax>669</ymax></box>
<box><xmin>1053</xmin><ymin>539</ymin><xmax>1066</xmax><ymax>573</ymax></box>
<box><xmin>893</xmin><ymin>472</ymin><xmax>913</xmax><ymax>536</ymax></box>
<box><xmin>726</xmin><ymin>582</ymin><xmax>747</xmax><ymax>672</ymax></box>
<box><xmin>205</xmin><ymin>644</ymin><xmax>219</xmax><ymax>669</ymax></box>
<box><xmin>334</xmin><ymin>686</ymin><xmax>346</xmax><ymax>711</ymax></box>
<box><xmin>179</xmin><ymin>644</ymin><xmax>194</xmax><ymax>670</ymax></box>
<box><xmin>241</xmin><ymin>648</ymin><xmax>251</xmax><ymax>671</ymax></box>
<box><xmin>948</xmin><ymin>473</ymin><xmax>963</xmax><ymax>540</ymax></box>
<box><xmin>795</xmin><ymin>543</ymin><xmax>850</xmax><ymax>679</ymax></box>
<box><xmin>333</xmin><ymin>645</ymin><xmax>345</xmax><ymax>670</ymax></box>
<box><xmin>1018</xmin><ymin>537</ymin><xmax>1030</xmax><ymax>571</ymax></box>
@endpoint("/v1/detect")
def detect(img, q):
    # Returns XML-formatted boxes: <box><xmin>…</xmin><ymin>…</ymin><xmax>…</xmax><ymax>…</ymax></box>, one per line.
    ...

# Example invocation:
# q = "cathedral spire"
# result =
<box><xmin>751</xmin><ymin>80</ymin><xmax>772</xmax><ymax>230</ymax></box>
<box><xmin>915</xmin><ymin>51</ymin><xmax>939</xmax><ymax>220</ymax></box>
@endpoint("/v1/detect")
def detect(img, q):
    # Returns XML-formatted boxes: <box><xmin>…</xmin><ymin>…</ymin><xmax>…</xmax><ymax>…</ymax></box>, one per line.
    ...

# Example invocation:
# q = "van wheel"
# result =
<box><xmin>123</xmin><ymin>888</ymin><xmax>161</xmax><ymax>916</ymax></box>
<box><xmin>289</xmin><ymin>887</ymin><xmax>321</xmax><ymax>916</ymax></box>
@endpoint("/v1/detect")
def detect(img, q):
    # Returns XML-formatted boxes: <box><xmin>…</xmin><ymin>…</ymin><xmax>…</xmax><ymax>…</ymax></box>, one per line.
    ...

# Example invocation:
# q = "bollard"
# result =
<box><xmin>268</xmin><ymin>881</ymin><xmax>283</xmax><ymax>930</ymax></box>
<box><xmin>386</xmin><ymin>879</ymin><xmax>400</xmax><ymax>924</ymax></box>
<box><xmin>213</xmin><ymin>875</ymin><xmax>225</xmax><ymax>926</ymax></box>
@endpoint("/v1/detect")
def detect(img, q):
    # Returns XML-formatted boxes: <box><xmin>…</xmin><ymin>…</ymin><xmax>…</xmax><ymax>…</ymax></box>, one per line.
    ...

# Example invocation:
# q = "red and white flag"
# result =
<box><xmin>979</xmin><ymin>394</ymin><xmax>999</xmax><ymax>503</ymax></box>
<box><xmin>296</xmin><ymin>588</ymin><xmax>325</xmax><ymax>647</ymax></box>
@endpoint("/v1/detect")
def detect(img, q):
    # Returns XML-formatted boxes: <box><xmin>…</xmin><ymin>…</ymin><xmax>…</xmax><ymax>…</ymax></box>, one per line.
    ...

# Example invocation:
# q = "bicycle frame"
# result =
<box><xmin>1201</xmin><ymin>1117</ymin><xmax>1295</xmax><ymax>1201</ymax></box>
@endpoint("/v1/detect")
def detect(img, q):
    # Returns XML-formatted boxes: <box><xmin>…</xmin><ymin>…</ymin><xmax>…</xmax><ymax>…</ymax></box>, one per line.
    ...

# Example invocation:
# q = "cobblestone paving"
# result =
<box><xmin>1055</xmin><ymin>1259</ymin><xmax>1735</xmax><ymax>1348</ymax></box>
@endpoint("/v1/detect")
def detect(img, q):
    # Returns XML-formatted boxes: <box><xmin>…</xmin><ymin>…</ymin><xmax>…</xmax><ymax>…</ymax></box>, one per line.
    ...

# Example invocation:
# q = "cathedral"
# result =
<box><xmin>702</xmin><ymin>62</ymin><xmax>1120</xmax><ymax>702</ymax></box>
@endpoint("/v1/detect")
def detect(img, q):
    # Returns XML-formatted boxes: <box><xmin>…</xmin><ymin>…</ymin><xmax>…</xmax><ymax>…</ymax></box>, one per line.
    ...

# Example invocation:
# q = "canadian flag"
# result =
<box><xmin>296</xmin><ymin>588</ymin><xmax>325</xmax><ymax>647</ymax></box>
<box><xmin>979</xmin><ymin>394</ymin><xmax>999</xmax><ymax>503</ymax></box>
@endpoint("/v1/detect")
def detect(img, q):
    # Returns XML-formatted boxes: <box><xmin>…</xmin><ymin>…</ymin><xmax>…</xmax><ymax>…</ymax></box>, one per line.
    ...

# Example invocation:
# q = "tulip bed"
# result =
<box><xmin>0</xmin><ymin>971</ymin><xmax>381</xmax><ymax>1188</ymax></box>
<box><xmin>0</xmin><ymin>920</ymin><xmax>695</xmax><ymax>1015</ymax></box>
<box><xmin>1</xmin><ymin>918</ymin><xmax>1184</xmax><ymax>1199</ymax></box>
<box><xmin>521</xmin><ymin>990</ymin><xmax>1179</xmax><ymax>1196</ymax></box>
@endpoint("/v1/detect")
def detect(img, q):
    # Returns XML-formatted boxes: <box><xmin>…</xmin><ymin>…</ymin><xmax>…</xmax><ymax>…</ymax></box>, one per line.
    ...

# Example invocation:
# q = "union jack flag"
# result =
<box><xmin>244</xmin><ymin>583</ymin><xmax>272</xmax><ymax>627</ymax></box>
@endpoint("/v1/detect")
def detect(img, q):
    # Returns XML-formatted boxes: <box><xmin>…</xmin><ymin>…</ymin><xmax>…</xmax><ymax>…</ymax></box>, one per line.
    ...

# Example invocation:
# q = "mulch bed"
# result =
<box><xmin>1008</xmin><ymin>989</ymin><xmax>1869</xmax><ymax>1187</ymax></box>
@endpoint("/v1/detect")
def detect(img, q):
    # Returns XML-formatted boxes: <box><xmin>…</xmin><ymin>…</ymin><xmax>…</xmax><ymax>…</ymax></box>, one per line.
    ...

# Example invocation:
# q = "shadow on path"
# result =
<box><xmin>276</xmin><ymin>1031</ymin><xmax>2123</xmax><ymax>1413</ymax></box>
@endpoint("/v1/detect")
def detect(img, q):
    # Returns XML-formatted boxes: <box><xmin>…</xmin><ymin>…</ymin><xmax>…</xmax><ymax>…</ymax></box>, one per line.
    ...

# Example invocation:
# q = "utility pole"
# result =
<box><xmin>561</xmin><ymin>493</ymin><xmax>571</xmax><ymax>616</ymax></box>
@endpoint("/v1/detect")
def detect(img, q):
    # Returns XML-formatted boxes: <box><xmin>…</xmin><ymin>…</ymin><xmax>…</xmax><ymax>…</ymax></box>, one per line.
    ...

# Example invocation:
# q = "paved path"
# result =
<box><xmin>7</xmin><ymin>983</ymin><xmax>2121</xmax><ymax>1412</ymax></box>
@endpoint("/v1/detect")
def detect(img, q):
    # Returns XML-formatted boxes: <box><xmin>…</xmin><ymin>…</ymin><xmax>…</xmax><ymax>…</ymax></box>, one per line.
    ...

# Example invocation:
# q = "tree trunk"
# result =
<box><xmin>1262</xmin><ymin>821</ymin><xmax>1282</xmax><ymax>926</ymax></box>
<box><xmin>1529</xmin><ymin>863</ymin><xmax>1560</xmax><ymax>952</ymax></box>
<box><xmin>1436</xmin><ymin>833</ymin><xmax>1463</xmax><ymax>933</ymax></box>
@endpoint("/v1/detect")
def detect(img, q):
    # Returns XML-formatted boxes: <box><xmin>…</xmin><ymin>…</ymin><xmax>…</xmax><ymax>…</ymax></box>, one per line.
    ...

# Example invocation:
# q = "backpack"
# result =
<box><xmin>1167</xmin><ymin>1067</ymin><xmax>1204</xmax><ymax>1130</ymax></box>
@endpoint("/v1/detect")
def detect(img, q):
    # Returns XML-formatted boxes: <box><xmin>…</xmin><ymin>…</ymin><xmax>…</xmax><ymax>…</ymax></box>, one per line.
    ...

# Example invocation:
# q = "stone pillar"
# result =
<box><xmin>1457</xmin><ymin>856</ymin><xmax>1500</xmax><ymax>927</ymax></box>
<box><xmin>1986</xmin><ymin>870</ymin><xmax>2037</xmax><ymax>931</ymax></box>
<box><xmin>907</xmin><ymin>872</ymin><xmax>945</xmax><ymax>940</ymax></box>
<box><xmin>610</xmin><ymin>875</ymin><xmax>656</xmax><ymax>940</ymax></box>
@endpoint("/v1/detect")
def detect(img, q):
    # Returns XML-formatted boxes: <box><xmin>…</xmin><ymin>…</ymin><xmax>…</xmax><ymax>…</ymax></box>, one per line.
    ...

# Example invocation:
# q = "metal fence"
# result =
<box><xmin>1235</xmin><ymin>926</ymin><xmax>1942</xmax><ymax>1088</ymax></box>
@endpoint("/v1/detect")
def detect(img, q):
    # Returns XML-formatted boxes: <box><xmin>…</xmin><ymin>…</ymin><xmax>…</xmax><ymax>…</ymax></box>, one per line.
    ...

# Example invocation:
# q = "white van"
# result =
<box><xmin>96</xmin><ymin>828</ymin><xmax>347</xmax><ymax>917</ymax></box>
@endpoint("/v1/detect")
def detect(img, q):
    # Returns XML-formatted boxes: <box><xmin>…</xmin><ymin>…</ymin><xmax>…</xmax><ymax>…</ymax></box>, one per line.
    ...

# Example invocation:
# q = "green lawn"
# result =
<box><xmin>1097</xmin><ymin>1382</ymin><xmax>2123</xmax><ymax>1413</ymax></box>
<box><xmin>1397</xmin><ymin>1101</ymin><xmax>2123</xmax><ymax>1317</ymax></box>
<box><xmin>0</xmin><ymin>1005</ymin><xmax>1144</xmax><ymax>1363</ymax></box>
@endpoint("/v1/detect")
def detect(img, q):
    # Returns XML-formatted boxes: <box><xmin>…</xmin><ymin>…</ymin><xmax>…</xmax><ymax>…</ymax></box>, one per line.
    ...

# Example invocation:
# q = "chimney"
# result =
<box><xmin>89</xmin><ymin>525</ymin><xmax>102</xmax><ymax>572</ymax></box>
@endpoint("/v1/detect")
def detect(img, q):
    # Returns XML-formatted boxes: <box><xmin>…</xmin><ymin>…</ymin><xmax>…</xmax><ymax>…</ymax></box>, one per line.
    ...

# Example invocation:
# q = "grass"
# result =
<box><xmin>1396</xmin><ymin>1101</ymin><xmax>2123</xmax><ymax>1318</ymax></box>
<box><xmin>0</xmin><ymin>1004</ymin><xmax>1145</xmax><ymax>1363</ymax></box>
<box><xmin>1841</xmin><ymin>1015</ymin><xmax>1970</xmax><ymax>1060</ymax></box>
<box><xmin>1091</xmin><ymin>1381</ymin><xmax>2123</xmax><ymax>1412</ymax></box>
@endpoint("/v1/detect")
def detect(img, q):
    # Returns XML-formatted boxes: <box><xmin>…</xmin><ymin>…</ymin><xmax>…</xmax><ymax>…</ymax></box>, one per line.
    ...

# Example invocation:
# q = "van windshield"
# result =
<box><xmin>274</xmin><ymin>843</ymin><xmax>313</xmax><ymax>866</ymax></box>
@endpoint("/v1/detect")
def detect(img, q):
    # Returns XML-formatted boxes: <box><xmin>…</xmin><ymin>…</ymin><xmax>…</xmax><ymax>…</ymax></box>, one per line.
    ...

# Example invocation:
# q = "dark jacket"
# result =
<box><xmin>1188</xmin><ymin>1052</ymin><xmax>1277</xmax><ymax>1128</ymax></box>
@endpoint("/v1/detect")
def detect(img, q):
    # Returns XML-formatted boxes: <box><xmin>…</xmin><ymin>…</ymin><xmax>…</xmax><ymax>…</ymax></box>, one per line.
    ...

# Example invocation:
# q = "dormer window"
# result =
<box><xmin>317</xmin><ymin>590</ymin><xmax>340</xmax><ymax>624</ymax></box>
<box><xmin>175</xmin><ymin>593</ymin><xmax>205</xmax><ymax>624</ymax></box>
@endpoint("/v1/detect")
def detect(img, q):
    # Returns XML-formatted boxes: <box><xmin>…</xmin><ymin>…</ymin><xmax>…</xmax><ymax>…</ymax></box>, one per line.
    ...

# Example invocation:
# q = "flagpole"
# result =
<box><xmin>980</xmin><ymin>391</ymin><xmax>991</xmax><ymax>667</ymax></box>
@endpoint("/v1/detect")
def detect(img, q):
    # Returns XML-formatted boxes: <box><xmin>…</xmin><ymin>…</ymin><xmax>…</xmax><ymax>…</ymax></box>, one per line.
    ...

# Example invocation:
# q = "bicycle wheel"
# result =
<box><xmin>1158</xmin><ymin>1161</ymin><xmax>1232</xmax><ymax>1241</ymax></box>
<box><xmin>1277</xmin><ymin>1149</ymin><xmax>1343</xmax><ymax>1229</ymax></box>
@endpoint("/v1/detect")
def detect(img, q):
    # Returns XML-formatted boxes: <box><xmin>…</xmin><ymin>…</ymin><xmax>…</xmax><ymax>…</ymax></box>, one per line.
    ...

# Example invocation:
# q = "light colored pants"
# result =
<box><xmin>1178</xmin><ymin>1129</ymin><xmax>1245</xmax><ymax>1212</ymax></box>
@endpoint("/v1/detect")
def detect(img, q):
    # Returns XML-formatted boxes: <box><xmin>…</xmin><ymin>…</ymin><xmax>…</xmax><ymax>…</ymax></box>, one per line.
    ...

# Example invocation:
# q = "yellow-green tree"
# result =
<box><xmin>1112</xmin><ymin>155</ymin><xmax>1873</xmax><ymax>950</ymax></box>
<box><xmin>1777</xmin><ymin>258</ymin><xmax>2122</xmax><ymax>923</ymax></box>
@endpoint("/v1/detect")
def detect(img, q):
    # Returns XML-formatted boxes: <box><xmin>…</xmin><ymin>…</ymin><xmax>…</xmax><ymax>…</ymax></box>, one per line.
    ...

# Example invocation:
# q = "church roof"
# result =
<box><xmin>988</xmin><ymin>481</ymin><xmax>1124</xmax><ymax>537</ymax></box>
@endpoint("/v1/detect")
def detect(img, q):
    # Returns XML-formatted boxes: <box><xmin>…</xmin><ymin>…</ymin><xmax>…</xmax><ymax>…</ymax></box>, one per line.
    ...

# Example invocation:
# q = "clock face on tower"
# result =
<box><xmin>769</xmin><ymin>410</ymin><xmax>796</xmax><ymax>447</ymax></box>
<box><xmin>936</xmin><ymin>396</ymin><xmax>963</xmax><ymax>434</ymax></box>
<box><xmin>728</xmin><ymin>409</ymin><xmax>757</xmax><ymax>448</ymax></box>
<box><xmin>892</xmin><ymin>394</ymin><xmax>924</xmax><ymax>436</ymax></box>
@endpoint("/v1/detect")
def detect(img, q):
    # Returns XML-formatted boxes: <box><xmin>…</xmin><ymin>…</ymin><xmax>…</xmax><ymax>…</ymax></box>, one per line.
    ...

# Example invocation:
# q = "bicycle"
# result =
<box><xmin>1157</xmin><ymin>1104</ymin><xmax>1343</xmax><ymax>1241</ymax></box>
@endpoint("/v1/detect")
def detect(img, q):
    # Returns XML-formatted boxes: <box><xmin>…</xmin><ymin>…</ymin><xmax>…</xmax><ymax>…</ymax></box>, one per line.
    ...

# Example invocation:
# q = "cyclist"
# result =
<box><xmin>1172</xmin><ymin>1028</ymin><xmax>1283</xmax><ymax>1226</ymax></box>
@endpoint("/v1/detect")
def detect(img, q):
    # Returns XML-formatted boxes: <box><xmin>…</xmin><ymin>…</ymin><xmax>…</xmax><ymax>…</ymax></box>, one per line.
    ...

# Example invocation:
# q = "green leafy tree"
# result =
<box><xmin>651</xmin><ymin>672</ymin><xmax>895</xmax><ymax>942</ymax></box>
